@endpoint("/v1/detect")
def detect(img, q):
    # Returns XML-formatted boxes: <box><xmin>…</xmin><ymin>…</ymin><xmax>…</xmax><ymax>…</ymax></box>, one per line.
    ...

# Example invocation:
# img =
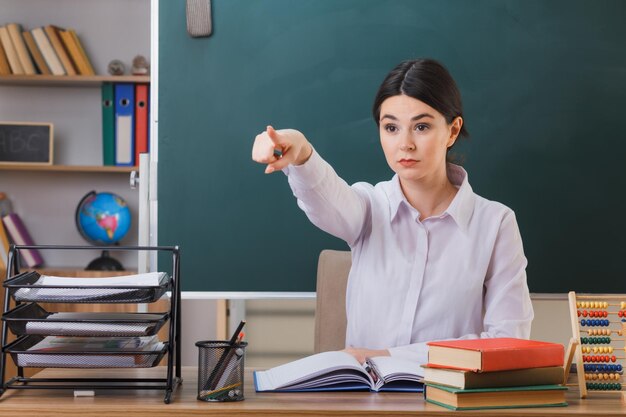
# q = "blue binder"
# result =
<box><xmin>114</xmin><ymin>83</ymin><xmax>135</xmax><ymax>166</ymax></box>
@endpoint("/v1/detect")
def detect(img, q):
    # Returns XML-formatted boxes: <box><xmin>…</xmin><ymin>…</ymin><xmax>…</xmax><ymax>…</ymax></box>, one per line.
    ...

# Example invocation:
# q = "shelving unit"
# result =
<box><xmin>0</xmin><ymin>245</ymin><xmax>181</xmax><ymax>403</ymax></box>
<box><xmin>1</xmin><ymin>0</ymin><xmax>151</xmax><ymax>271</ymax></box>
<box><xmin>0</xmin><ymin>164</ymin><xmax>134</xmax><ymax>173</ymax></box>
<box><xmin>0</xmin><ymin>75</ymin><xmax>150</xmax><ymax>87</ymax></box>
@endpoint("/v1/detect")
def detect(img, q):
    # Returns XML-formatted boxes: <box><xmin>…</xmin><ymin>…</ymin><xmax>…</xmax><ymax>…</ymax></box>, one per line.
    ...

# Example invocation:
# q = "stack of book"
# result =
<box><xmin>0</xmin><ymin>22</ymin><xmax>94</xmax><ymax>76</ymax></box>
<box><xmin>423</xmin><ymin>338</ymin><xmax>567</xmax><ymax>411</ymax></box>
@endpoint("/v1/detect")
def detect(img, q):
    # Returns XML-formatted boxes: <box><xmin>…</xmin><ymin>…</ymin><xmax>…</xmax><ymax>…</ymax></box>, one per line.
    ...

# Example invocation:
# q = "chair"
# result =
<box><xmin>314</xmin><ymin>249</ymin><xmax>352</xmax><ymax>353</ymax></box>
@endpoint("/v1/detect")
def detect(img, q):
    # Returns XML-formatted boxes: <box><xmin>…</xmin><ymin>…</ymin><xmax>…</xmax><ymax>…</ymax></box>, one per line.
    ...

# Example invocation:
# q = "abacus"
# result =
<box><xmin>568</xmin><ymin>291</ymin><xmax>626</xmax><ymax>399</ymax></box>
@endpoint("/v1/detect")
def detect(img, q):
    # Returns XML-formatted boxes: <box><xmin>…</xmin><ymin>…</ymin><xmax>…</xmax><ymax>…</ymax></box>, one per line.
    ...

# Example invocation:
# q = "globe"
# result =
<box><xmin>75</xmin><ymin>191</ymin><xmax>131</xmax><ymax>270</ymax></box>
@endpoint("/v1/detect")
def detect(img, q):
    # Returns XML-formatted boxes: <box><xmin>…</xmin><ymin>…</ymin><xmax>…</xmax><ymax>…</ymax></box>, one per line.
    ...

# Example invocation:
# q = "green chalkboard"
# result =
<box><xmin>159</xmin><ymin>0</ymin><xmax>626</xmax><ymax>292</ymax></box>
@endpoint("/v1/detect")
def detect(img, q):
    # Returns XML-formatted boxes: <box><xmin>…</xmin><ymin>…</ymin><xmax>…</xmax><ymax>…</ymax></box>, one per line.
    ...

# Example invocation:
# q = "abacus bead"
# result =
<box><xmin>609</xmin><ymin>346</ymin><xmax>613</xmax><ymax>353</ymax></box>
<box><xmin>604</xmin><ymin>302</ymin><xmax>609</xmax><ymax>308</ymax></box>
<box><xmin>612</xmin><ymin>355</ymin><xmax>617</xmax><ymax>362</ymax></box>
<box><xmin>583</xmin><ymin>310</ymin><xmax>588</xmax><ymax>317</ymax></box>
<box><xmin>618</xmin><ymin>364</ymin><xmax>623</xmax><ymax>372</ymax></box>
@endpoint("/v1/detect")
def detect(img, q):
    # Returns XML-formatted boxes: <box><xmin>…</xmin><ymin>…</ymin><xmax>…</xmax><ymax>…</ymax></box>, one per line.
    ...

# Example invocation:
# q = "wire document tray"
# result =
<box><xmin>0</xmin><ymin>245</ymin><xmax>182</xmax><ymax>404</ymax></box>
<box><xmin>6</xmin><ymin>271</ymin><xmax>170</xmax><ymax>304</ymax></box>
<box><xmin>3</xmin><ymin>303</ymin><xmax>169</xmax><ymax>337</ymax></box>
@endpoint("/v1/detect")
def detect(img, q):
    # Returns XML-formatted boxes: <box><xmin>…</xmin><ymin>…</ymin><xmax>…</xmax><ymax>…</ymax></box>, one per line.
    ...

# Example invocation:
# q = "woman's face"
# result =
<box><xmin>379</xmin><ymin>94</ymin><xmax>461</xmax><ymax>184</ymax></box>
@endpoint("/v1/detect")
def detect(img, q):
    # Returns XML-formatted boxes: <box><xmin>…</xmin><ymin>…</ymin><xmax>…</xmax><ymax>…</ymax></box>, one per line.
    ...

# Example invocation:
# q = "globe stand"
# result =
<box><xmin>86</xmin><ymin>250</ymin><xmax>124</xmax><ymax>271</ymax></box>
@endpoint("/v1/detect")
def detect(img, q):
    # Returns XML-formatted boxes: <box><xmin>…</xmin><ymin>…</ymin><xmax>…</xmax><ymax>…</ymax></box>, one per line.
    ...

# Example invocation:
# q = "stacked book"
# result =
<box><xmin>423</xmin><ymin>338</ymin><xmax>567</xmax><ymax>411</ymax></box>
<box><xmin>0</xmin><ymin>22</ymin><xmax>94</xmax><ymax>76</ymax></box>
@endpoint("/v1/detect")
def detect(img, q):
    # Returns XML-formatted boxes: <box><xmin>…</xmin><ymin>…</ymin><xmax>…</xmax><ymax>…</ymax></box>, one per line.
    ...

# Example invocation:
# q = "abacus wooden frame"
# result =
<box><xmin>567</xmin><ymin>291</ymin><xmax>626</xmax><ymax>399</ymax></box>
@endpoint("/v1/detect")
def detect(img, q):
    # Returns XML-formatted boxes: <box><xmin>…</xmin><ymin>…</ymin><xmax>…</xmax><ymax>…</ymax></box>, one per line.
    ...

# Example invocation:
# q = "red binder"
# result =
<box><xmin>134</xmin><ymin>83</ymin><xmax>149</xmax><ymax>166</ymax></box>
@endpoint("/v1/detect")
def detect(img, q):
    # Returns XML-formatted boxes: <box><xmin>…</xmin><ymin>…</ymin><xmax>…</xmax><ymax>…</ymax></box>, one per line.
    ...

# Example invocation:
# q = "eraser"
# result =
<box><xmin>74</xmin><ymin>390</ymin><xmax>95</xmax><ymax>397</ymax></box>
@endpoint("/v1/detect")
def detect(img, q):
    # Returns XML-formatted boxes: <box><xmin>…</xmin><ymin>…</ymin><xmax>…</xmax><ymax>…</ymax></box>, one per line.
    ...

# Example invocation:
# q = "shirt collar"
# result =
<box><xmin>387</xmin><ymin>163</ymin><xmax>475</xmax><ymax>231</ymax></box>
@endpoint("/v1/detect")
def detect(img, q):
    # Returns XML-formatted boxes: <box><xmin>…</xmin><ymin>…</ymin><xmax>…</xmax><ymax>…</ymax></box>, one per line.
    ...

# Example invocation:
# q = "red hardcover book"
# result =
<box><xmin>2</xmin><ymin>213</ymin><xmax>44</xmax><ymax>268</ymax></box>
<box><xmin>134</xmin><ymin>83</ymin><xmax>149</xmax><ymax>166</ymax></box>
<box><xmin>426</xmin><ymin>338</ymin><xmax>564</xmax><ymax>372</ymax></box>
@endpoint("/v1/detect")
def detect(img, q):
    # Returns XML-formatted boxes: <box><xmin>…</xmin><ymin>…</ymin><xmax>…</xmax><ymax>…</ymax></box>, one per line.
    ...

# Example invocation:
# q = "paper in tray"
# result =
<box><xmin>7</xmin><ymin>271</ymin><xmax>170</xmax><ymax>303</ymax></box>
<box><xmin>6</xmin><ymin>335</ymin><xmax>168</xmax><ymax>368</ymax></box>
<box><xmin>3</xmin><ymin>303</ymin><xmax>169</xmax><ymax>337</ymax></box>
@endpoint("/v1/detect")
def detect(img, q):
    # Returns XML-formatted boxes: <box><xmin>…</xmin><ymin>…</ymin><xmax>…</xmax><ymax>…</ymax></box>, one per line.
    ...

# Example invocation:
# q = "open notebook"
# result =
<box><xmin>254</xmin><ymin>351</ymin><xmax>424</xmax><ymax>392</ymax></box>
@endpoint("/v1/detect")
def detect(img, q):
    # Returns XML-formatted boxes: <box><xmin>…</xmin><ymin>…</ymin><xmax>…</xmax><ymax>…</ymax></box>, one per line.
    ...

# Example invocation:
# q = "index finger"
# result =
<box><xmin>266</xmin><ymin>125</ymin><xmax>281</xmax><ymax>146</ymax></box>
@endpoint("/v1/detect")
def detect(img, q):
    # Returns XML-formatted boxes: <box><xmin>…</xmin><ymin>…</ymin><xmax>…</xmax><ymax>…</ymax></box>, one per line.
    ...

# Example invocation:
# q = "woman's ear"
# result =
<box><xmin>447</xmin><ymin>117</ymin><xmax>463</xmax><ymax>148</ymax></box>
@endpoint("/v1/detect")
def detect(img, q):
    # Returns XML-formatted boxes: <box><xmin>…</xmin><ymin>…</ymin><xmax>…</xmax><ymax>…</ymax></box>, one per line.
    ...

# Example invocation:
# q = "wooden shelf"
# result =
<box><xmin>0</xmin><ymin>75</ymin><xmax>150</xmax><ymax>87</ymax></box>
<box><xmin>0</xmin><ymin>164</ymin><xmax>134</xmax><ymax>173</ymax></box>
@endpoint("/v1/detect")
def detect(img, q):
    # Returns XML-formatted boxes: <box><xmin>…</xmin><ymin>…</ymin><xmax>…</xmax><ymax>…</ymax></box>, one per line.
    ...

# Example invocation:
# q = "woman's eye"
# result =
<box><xmin>415</xmin><ymin>124</ymin><xmax>429</xmax><ymax>132</ymax></box>
<box><xmin>384</xmin><ymin>124</ymin><xmax>398</xmax><ymax>133</ymax></box>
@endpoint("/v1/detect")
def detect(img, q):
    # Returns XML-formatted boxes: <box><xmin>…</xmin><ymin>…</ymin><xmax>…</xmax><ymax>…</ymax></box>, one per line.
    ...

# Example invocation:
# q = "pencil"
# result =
<box><xmin>204</xmin><ymin>320</ymin><xmax>246</xmax><ymax>390</ymax></box>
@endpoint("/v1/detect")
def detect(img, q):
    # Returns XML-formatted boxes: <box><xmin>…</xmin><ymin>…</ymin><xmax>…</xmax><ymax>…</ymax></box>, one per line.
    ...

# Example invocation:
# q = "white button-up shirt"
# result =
<box><xmin>285</xmin><ymin>150</ymin><xmax>533</xmax><ymax>365</ymax></box>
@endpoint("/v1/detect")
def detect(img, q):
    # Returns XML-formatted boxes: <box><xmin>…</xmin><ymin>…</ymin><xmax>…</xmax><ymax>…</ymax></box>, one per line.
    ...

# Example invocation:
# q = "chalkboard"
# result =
<box><xmin>159</xmin><ymin>0</ymin><xmax>626</xmax><ymax>293</ymax></box>
<box><xmin>0</xmin><ymin>122</ymin><xmax>53</xmax><ymax>164</ymax></box>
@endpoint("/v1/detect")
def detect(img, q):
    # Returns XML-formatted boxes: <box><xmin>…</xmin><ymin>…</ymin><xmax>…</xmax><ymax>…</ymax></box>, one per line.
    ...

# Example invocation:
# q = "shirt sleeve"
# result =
<box><xmin>283</xmin><ymin>149</ymin><xmax>368</xmax><ymax>246</ymax></box>
<box><xmin>387</xmin><ymin>209</ymin><xmax>534</xmax><ymax>365</ymax></box>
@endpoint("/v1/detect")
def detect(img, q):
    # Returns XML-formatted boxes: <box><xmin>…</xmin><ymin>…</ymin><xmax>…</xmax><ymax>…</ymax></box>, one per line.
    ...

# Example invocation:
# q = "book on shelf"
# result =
<box><xmin>1</xmin><ymin>213</ymin><xmax>43</xmax><ymax>268</ymax></box>
<box><xmin>58</xmin><ymin>29</ymin><xmax>94</xmax><ymax>76</ymax></box>
<box><xmin>43</xmin><ymin>25</ymin><xmax>76</xmax><ymax>75</ymax></box>
<box><xmin>102</xmin><ymin>82</ymin><xmax>115</xmax><ymax>165</ymax></box>
<box><xmin>21</xmin><ymin>30</ymin><xmax>51</xmax><ymax>75</ymax></box>
<box><xmin>31</xmin><ymin>27</ymin><xmax>65</xmax><ymax>75</ymax></box>
<box><xmin>426</xmin><ymin>338</ymin><xmax>564</xmax><ymax>372</ymax></box>
<box><xmin>0</xmin><ymin>219</ymin><xmax>9</xmax><ymax>270</ymax></box>
<box><xmin>422</xmin><ymin>365</ymin><xmax>564</xmax><ymax>390</ymax></box>
<box><xmin>67</xmin><ymin>29</ymin><xmax>95</xmax><ymax>75</ymax></box>
<box><xmin>6</xmin><ymin>23</ymin><xmax>36</xmax><ymax>75</ymax></box>
<box><xmin>0</xmin><ymin>40</ymin><xmax>11</xmax><ymax>76</ymax></box>
<box><xmin>424</xmin><ymin>383</ymin><xmax>567</xmax><ymax>411</ymax></box>
<box><xmin>135</xmin><ymin>83</ymin><xmax>149</xmax><ymax>165</ymax></box>
<box><xmin>0</xmin><ymin>26</ymin><xmax>24</xmax><ymax>74</ymax></box>
<box><xmin>114</xmin><ymin>83</ymin><xmax>136</xmax><ymax>166</ymax></box>
<box><xmin>254</xmin><ymin>351</ymin><xmax>424</xmax><ymax>393</ymax></box>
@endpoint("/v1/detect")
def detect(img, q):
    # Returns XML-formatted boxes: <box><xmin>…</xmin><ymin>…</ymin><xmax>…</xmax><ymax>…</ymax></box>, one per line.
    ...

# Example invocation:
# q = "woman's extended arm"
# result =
<box><xmin>252</xmin><ymin>126</ymin><xmax>369</xmax><ymax>245</ymax></box>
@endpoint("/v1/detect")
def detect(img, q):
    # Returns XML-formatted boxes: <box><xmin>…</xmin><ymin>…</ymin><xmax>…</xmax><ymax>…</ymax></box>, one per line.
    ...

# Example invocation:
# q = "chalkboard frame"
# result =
<box><xmin>0</xmin><ymin>122</ymin><xmax>54</xmax><ymax>165</ymax></box>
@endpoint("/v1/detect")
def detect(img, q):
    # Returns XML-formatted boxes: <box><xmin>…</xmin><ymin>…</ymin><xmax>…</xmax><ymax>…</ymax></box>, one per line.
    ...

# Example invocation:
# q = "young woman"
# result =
<box><xmin>252</xmin><ymin>58</ymin><xmax>533</xmax><ymax>365</ymax></box>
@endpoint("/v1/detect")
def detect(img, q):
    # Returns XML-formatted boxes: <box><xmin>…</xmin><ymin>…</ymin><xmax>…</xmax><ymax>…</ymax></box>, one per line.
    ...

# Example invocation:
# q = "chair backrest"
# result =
<box><xmin>314</xmin><ymin>249</ymin><xmax>352</xmax><ymax>353</ymax></box>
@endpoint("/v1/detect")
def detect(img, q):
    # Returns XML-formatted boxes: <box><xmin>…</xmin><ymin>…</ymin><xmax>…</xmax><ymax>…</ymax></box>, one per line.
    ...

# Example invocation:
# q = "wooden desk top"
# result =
<box><xmin>0</xmin><ymin>367</ymin><xmax>624</xmax><ymax>416</ymax></box>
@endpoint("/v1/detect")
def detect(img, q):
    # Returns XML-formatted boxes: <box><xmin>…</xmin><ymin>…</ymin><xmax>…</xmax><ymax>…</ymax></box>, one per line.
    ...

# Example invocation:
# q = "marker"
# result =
<box><xmin>273</xmin><ymin>149</ymin><xmax>283</xmax><ymax>158</ymax></box>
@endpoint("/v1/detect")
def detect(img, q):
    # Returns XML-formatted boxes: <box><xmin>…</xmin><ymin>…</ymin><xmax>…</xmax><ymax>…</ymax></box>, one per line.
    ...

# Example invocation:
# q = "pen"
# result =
<box><xmin>205</xmin><ymin>320</ymin><xmax>246</xmax><ymax>390</ymax></box>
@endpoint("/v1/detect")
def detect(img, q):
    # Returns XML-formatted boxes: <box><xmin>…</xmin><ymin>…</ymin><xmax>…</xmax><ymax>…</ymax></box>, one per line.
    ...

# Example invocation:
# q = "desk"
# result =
<box><xmin>0</xmin><ymin>367</ymin><xmax>623</xmax><ymax>416</ymax></box>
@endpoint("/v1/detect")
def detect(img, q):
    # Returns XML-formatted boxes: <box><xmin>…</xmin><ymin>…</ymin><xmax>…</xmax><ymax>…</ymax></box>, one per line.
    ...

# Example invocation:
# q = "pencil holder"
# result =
<box><xmin>196</xmin><ymin>340</ymin><xmax>247</xmax><ymax>402</ymax></box>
